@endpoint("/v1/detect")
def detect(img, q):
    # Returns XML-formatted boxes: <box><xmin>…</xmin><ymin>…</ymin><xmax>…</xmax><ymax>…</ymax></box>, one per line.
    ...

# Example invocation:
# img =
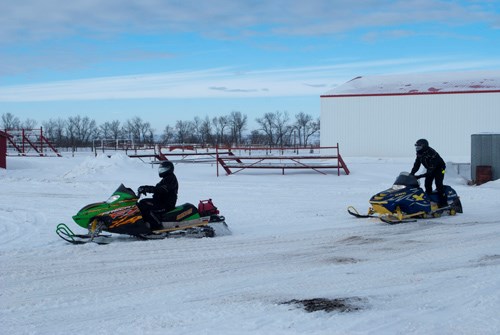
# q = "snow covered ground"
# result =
<box><xmin>1</xmin><ymin>153</ymin><xmax>499</xmax><ymax>335</ymax></box>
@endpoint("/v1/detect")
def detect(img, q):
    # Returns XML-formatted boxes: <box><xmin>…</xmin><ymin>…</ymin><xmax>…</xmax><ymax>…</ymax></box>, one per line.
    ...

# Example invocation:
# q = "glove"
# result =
<box><xmin>414</xmin><ymin>174</ymin><xmax>423</xmax><ymax>179</ymax></box>
<box><xmin>137</xmin><ymin>185</ymin><xmax>154</xmax><ymax>196</ymax></box>
<box><xmin>137</xmin><ymin>186</ymin><xmax>146</xmax><ymax>196</ymax></box>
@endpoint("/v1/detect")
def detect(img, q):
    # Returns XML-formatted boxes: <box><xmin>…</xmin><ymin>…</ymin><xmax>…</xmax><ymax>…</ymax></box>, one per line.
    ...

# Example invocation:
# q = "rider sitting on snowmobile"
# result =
<box><xmin>410</xmin><ymin>139</ymin><xmax>447</xmax><ymax>207</ymax></box>
<box><xmin>137</xmin><ymin>160</ymin><xmax>178</xmax><ymax>229</ymax></box>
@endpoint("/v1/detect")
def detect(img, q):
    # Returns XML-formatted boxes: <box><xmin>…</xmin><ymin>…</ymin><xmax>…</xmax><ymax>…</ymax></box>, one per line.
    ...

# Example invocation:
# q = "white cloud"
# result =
<box><xmin>2</xmin><ymin>58</ymin><xmax>499</xmax><ymax>102</ymax></box>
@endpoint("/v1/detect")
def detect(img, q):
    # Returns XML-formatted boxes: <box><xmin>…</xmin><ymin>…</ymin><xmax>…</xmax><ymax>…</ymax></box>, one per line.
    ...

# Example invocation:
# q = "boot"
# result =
<box><xmin>437</xmin><ymin>192</ymin><xmax>448</xmax><ymax>208</ymax></box>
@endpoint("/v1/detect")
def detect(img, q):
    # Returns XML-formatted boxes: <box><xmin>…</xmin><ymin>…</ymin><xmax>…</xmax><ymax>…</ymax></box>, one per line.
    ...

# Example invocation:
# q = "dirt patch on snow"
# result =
<box><xmin>282</xmin><ymin>297</ymin><xmax>366</xmax><ymax>313</ymax></box>
<box><xmin>327</xmin><ymin>256</ymin><xmax>361</xmax><ymax>264</ymax></box>
<box><xmin>338</xmin><ymin>235</ymin><xmax>384</xmax><ymax>245</ymax></box>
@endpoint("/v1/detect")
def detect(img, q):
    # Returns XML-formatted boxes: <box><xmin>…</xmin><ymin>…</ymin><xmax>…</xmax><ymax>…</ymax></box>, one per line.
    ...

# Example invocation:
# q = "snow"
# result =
<box><xmin>1</xmin><ymin>153</ymin><xmax>500</xmax><ymax>334</ymax></box>
<box><xmin>322</xmin><ymin>70</ymin><xmax>500</xmax><ymax>96</ymax></box>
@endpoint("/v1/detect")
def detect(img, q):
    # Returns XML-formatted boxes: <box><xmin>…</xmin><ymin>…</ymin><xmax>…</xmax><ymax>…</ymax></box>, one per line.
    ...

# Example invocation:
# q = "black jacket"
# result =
<box><xmin>411</xmin><ymin>147</ymin><xmax>446</xmax><ymax>177</ymax></box>
<box><xmin>144</xmin><ymin>173</ymin><xmax>178</xmax><ymax>210</ymax></box>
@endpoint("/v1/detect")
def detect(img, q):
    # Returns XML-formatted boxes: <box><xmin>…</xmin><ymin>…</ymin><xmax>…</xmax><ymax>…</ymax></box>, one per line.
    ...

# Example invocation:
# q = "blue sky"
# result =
<box><xmin>1</xmin><ymin>0</ymin><xmax>499</xmax><ymax>130</ymax></box>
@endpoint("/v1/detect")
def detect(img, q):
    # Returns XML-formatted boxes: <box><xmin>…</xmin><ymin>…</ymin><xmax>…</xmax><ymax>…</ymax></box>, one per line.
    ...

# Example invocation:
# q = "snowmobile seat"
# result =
<box><xmin>155</xmin><ymin>203</ymin><xmax>199</xmax><ymax>222</ymax></box>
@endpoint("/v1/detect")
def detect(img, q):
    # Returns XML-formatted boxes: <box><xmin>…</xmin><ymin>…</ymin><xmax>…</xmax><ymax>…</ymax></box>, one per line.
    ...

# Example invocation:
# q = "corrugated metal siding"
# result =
<box><xmin>321</xmin><ymin>92</ymin><xmax>500</xmax><ymax>158</ymax></box>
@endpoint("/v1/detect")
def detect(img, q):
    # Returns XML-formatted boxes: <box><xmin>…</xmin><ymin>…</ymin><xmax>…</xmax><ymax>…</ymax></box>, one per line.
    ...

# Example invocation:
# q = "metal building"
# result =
<box><xmin>320</xmin><ymin>71</ymin><xmax>500</xmax><ymax>158</ymax></box>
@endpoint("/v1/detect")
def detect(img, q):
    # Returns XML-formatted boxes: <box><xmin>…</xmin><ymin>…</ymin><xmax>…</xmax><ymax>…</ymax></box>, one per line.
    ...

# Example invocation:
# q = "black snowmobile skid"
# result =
<box><xmin>56</xmin><ymin>222</ymin><xmax>219</xmax><ymax>245</ymax></box>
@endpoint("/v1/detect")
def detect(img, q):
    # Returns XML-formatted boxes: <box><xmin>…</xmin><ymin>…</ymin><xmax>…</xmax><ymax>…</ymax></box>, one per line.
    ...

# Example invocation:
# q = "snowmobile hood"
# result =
<box><xmin>72</xmin><ymin>184</ymin><xmax>138</xmax><ymax>229</ymax></box>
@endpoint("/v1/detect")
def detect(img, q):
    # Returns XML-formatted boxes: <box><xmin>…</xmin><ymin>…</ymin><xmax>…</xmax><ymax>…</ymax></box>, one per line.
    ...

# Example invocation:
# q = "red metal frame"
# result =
<box><xmin>215</xmin><ymin>145</ymin><xmax>350</xmax><ymax>176</ymax></box>
<box><xmin>0</xmin><ymin>130</ymin><xmax>8</xmax><ymax>168</ymax></box>
<box><xmin>4</xmin><ymin>128</ymin><xmax>61</xmax><ymax>157</ymax></box>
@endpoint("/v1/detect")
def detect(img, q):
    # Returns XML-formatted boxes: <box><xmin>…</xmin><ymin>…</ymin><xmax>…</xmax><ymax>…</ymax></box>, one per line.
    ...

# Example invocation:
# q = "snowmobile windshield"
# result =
<box><xmin>113</xmin><ymin>184</ymin><xmax>136</xmax><ymax>197</ymax></box>
<box><xmin>393</xmin><ymin>173</ymin><xmax>419</xmax><ymax>188</ymax></box>
<box><xmin>106</xmin><ymin>184</ymin><xmax>136</xmax><ymax>202</ymax></box>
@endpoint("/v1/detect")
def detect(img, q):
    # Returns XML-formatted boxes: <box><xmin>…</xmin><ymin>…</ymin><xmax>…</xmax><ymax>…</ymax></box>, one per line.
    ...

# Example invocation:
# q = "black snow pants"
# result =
<box><xmin>138</xmin><ymin>199</ymin><xmax>167</xmax><ymax>230</ymax></box>
<box><xmin>424</xmin><ymin>168</ymin><xmax>447</xmax><ymax>206</ymax></box>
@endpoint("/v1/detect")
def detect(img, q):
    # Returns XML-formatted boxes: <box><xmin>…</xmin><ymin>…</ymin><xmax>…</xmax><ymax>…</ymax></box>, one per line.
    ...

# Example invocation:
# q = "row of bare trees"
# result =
<box><xmin>2</xmin><ymin>111</ymin><xmax>319</xmax><ymax>149</ymax></box>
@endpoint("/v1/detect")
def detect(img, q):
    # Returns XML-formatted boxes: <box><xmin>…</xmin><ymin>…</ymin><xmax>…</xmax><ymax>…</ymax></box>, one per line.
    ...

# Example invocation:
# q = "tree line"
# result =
<box><xmin>1</xmin><ymin>111</ymin><xmax>320</xmax><ymax>149</ymax></box>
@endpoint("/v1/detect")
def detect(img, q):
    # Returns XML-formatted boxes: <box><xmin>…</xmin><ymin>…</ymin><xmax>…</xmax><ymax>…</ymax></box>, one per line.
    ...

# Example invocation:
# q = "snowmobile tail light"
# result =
<box><xmin>106</xmin><ymin>195</ymin><xmax>120</xmax><ymax>203</ymax></box>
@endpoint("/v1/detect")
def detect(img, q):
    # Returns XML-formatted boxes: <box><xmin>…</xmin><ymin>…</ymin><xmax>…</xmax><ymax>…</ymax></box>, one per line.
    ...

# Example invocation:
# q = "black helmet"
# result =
<box><xmin>415</xmin><ymin>139</ymin><xmax>429</xmax><ymax>152</ymax></box>
<box><xmin>158</xmin><ymin>160</ymin><xmax>174</xmax><ymax>177</ymax></box>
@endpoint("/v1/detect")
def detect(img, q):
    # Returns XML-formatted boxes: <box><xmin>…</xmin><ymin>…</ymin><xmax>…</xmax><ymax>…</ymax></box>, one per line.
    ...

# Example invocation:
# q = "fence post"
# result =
<box><xmin>216</xmin><ymin>145</ymin><xmax>219</xmax><ymax>177</ymax></box>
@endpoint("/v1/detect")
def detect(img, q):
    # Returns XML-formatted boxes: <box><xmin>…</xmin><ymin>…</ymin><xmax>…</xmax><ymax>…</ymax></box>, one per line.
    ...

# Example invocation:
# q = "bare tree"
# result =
<box><xmin>99</xmin><ymin>120</ymin><xmax>123</xmax><ymax>148</ymax></box>
<box><xmin>1</xmin><ymin>113</ymin><xmax>20</xmax><ymax>129</ymax></box>
<box><xmin>21</xmin><ymin>118</ymin><xmax>38</xmax><ymax>129</ymax></box>
<box><xmin>199</xmin><ymin>116</ymin><xmax>213</xmax><ymax>145</ymax></box>
<box><xmin>294</xmin><ymin>112</ymin><xmax>311</xmax><ymax>146</ymax></box>
<box><xmin>99</xmin><ymin>122</ymin><xmax>112</xmax><ymax>139</ymax></box>
<box><xmin>212</xmin><ymin>115</ymin><xmax>229</xmax><ymax>145</ymax></box>
<box><xmin>139</xmin><ymin>121</ymin><xmax>153</xmax><ymax>145</ymax></box>
<box><xmin>53</xmin><ymin>118</ymin><xmax>66</xmax><ymax>146</ymax></box>
<box><xmin>273</xmin><ymin>111</ymin><xmax>291</xmax><ymax>147</ymax></box>
<box><xmin>229</xmin><ymin>111</ymin><xmax>247</xmax><ymax>145</ymax></box>
<box><xmin>175</xmin><ymin>120</ymin><xmax>195</xmax><ymax>143</ymax></box>
<box><xmin>249</xmin><ymin>130</ymin><xmax>267</xmax><ymax>145</ymax></box>
<box><xmin>191</xmin><ymin>116</ymin><xmax>202</xmax><ymax>143</ymax></box>
<box><xmin>108</xmin><ymin>120</ymin><xmax>122</xmax><ymax>142</ymax></box>
<box><xmin>124</xmin><ymin>117</ymin><xmax>152</xmax><ymax>145</ymax></box>
<box><xmin>42</xmin><ymin>118</ymin><xmax>66</xmax><ymax>145</ymax></box>
<box><xmin>161</xmin><ymin>125</ymin><xmax>175</xmax><ymax>144</ymax></box>
<box><xmin>67</xmin><ymin>115</ymin><xmax>97</xmax><ymax>146</ymax></box>
<box><xmin>256</xmin><ymin>112</ymin><xmax>276</xmax><ymax>146</ymax></box>
<box><xmin>256</xmin><ymin>111</ymin><xmax>291</xmax><ymax>146</ymax></box>
<box><xmin>80</xmin><ymin>116</ymin><xmax>97</xmax><ymax>144</ymax></box>
<box><xmin>302</xmin><ymin>116</ymin><xmax>320</xmax><ymax>146</ymax></box>
<box><xmin>66</xmin><ymin>117</ymin><xmax>78</xmax><ymax>149</ymax></box>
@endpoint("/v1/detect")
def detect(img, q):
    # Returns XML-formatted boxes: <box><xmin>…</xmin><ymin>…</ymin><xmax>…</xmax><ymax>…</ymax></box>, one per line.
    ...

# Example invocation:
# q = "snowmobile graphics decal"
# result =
<box><xmin>107</xmin><ymin>206</ymin><xmax>143</xmax><ymax>229</ymax></box>
<box><xmin>176</xmin><ymin>208</ymin><xmax>193</xmax><ymax>221</ymax></box>
<box><xmin>412</xmin><ymin>193</ymin><xmax>425</xmax><ymax>201</ymax></box>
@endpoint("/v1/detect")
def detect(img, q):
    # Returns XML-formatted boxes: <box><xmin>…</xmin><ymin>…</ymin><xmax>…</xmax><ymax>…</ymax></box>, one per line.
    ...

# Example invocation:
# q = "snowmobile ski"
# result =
<box><xmin>347</xmin><ymin>206</ymin><xmax>377</xmax><ymax>218</ymax></box>
<box><xmin>56</xmin><ymin>223</ymin><xmax>111</xmax><ymax>245</ymax></box>
<box><xmin>379</xmin><ymin>216</ymin><xmax>418</xmax><ymax>225</ymax></box>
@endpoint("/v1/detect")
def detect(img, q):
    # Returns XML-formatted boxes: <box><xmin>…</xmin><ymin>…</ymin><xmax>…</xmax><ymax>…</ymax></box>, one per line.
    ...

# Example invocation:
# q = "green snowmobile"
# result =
<box><xmin>56</xmin><ymin>184</ymin><xmax>229</xmax><ymax>244</ymax></box>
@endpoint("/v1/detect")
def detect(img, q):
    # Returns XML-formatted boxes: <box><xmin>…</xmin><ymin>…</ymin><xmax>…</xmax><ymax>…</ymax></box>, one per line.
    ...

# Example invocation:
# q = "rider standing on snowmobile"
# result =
<box><xmin>410</xmin><ymin>139</ymin><xmax>447</xmax><ymax>207</ymax></box>
<box><xmin>137</xmin><ymin>160</ymin><xmax>178</xmax><ymax>228</ymax></box>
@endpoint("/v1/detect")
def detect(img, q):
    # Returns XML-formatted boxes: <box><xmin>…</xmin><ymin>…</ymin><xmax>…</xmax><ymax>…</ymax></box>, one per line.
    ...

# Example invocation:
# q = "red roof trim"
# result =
<box><xmin>320</xmin><ymin>89</ymin><xmax>500</xmax><ymax>98</ymax></box>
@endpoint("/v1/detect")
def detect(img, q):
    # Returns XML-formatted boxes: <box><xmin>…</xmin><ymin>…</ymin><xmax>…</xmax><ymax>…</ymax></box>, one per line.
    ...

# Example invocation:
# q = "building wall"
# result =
<box><xmin>320</xmin><ymin>92</ymin><xmax>500</xmax><ymax>158</ymax></box>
